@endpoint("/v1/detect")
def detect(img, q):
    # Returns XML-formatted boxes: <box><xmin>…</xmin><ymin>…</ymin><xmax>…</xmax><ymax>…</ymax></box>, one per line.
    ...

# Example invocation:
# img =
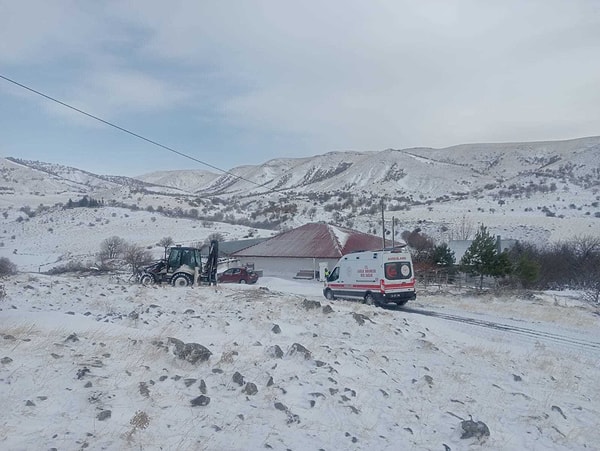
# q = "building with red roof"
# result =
<box><xmin>231</xmin><ymin>222</ymin><xmax>389</xmax><ymax>279</ymax></box>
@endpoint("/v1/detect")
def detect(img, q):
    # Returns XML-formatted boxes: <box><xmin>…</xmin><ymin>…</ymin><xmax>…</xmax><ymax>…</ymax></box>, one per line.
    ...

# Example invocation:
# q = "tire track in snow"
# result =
<box><xmin>399</xmin><ymin>306</ymin><xmax>600</xmax><ymax>353</ymax></box>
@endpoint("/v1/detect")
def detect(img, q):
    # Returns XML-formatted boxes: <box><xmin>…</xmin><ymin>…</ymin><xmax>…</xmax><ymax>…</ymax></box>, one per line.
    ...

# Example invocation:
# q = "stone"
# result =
<box><xmin>288</xmin><ymin>343</ymin><xmax>311</xmax><ymax>360</ymax></box>
<box><xmin>190</xmin><ymin>395</ymin><xmax>210</xmax><ymax>407</ymax></box>
<box><xmin>460</xmin><ymin>419</ymin><xmax>490</xmax><ymax>440</ymax></box>
<box><xmin>267</xmin><ymin>345</ymin><xmax>284</xmax><ymax>359</ymax></box>
<box><xmin>184</xmin><ymin>378</ymin><xmax>197</xmax><ymax>387</ymax></box>
<box><xmin>232</xmin><ymin>372</ymin><xmax>245</xmax><ymax>386</ymax></box>
<box><xmin>243</xmin><ymin>382</ymin><xmax>258</xmax><ymax>395</ymax></box>
<box><xmin>97</xmin><ymin>410</ymin><xmax>111</xmax><ymax>421</ymax></box>
<box><xmin>352</xmin><ymin>312</ymin><xmax>373</xmax><ymax>325</ymax></box>
<box><xmin>301</xmin><ymin>299</ymin><xmax>321</xmax><ymax>310</ymax></box>
<box><xmin>274</xmin><ymin>402</ymin><xmax>287</xmax><ymax>411</ymax></box>
<box><xmin>167</xmin><ymin>337</ymin><xmax>211</xmax><ymax>364</ymax></box>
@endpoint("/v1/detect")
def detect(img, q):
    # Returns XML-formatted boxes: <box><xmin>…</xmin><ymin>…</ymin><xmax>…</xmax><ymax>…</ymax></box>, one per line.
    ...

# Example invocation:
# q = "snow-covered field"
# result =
<box><xmin>1</xmin><ymin>274</ymin><xmax>599</xmax><ymax>450</ymax></box>
<box><xmin>0</xmin><ymin>207</ymin><xmax>275</xmax><ymax>272</ymax></box>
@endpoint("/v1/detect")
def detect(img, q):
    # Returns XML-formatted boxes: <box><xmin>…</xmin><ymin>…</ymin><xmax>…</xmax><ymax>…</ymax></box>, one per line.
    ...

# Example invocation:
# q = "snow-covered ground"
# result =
<box><xmin>1</xmin><ymin>274</ymin><xmax>599</xmax><ymax>450</ymax></box>
<box><xmin>0</xmin><ymin>207</ymin><xmax>275</xmax><ymax>272</ymax></box>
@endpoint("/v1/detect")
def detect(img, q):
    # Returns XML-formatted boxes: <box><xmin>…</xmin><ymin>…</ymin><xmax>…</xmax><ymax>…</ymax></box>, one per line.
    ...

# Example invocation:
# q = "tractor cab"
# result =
<box><xmin>167</xmin><ymin>246</ymin><xmax>202</xmax><ymax>272</ymax></box>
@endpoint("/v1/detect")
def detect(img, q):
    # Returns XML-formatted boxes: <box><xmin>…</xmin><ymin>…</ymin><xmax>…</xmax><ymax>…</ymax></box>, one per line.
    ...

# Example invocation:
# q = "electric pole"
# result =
<box><xmin>381</xmin><ymin>199</ymin><xmax>385</xmax><ymax>249</ymax></box>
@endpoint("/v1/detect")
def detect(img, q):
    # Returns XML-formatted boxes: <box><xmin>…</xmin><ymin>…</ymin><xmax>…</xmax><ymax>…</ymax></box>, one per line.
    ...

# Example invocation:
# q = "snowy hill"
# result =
<box><xmin>136</xmin><ymin>169</ymin><xmax>220</xmax><ymax>194</ymax></box>
<box><xmin>1</xmin><ymin>136</ymin><xmax>599</xmax><ymax>248</ymax></box>
<box><xmin>186</xmin><ymin>136</ymin><xmax>600</xmax><ymax>197</ymax></box>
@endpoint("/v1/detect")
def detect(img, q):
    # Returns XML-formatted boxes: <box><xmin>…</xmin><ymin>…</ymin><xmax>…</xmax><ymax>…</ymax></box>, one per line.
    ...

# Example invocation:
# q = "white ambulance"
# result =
<box><xmin>323</xmin><ymin>246</ymin><xmax>416</xmax><ymax>306</ymax></box>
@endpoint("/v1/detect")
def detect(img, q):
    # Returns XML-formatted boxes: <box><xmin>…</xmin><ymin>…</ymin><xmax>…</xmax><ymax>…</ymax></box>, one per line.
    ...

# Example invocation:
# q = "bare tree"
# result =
<box><xmin>99</xmin><ymin>236</ymin><xmax>126</xmax><ymax>261</ymax></box>
<box><xmin>124</xmin><ymin>244</ymin><xmax>153</xmax><ymax>274</ymax></box>
<box><xmin>452</xmin><ymin>215</ymin><xmax>474</xmax><ymax>240</ymax></box>
<box><xmin>157</xmin><ymin>236</ymin><xmax>174</xmax><ymax>260</ymax></box>
<box><xmin>401</xmin><ymin>228</ymin><xmax>434</xmax><ymax>265</ymax></box>
<box><xmin>573</xmin><ymin>236</ymin><xmax>600</xmax><ymax>304</ymax></box>
<box><xmin>204</xmin><ymin>232</ymin><xmax>224</xmax><ymax>245</ymax></box>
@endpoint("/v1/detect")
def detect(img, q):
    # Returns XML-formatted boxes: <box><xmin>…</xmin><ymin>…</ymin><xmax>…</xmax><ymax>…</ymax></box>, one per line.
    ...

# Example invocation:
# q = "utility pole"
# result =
<box><xmin>391</xmin><ymin>216</ymin><xmax>395</xmax><ymax>248</ymax></box>
<box><xmin>381</xmin><ymin>200</ymin><xmax>385</xmax><ymax>249</ymax></box>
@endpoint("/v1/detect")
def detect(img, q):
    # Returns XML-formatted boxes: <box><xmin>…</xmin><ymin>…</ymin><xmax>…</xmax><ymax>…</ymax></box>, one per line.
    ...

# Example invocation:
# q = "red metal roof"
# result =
<box><xmin>232</xmin><ymin>223</ymin><xmax>386</xmax><ymax>258</ymax></box>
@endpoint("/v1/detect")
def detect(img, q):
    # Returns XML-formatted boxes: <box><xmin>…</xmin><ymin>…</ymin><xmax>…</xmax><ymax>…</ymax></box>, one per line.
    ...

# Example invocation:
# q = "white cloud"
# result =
<box><xmin>84</xmin><ymin>70</ymin><xmax>189</xmax><ymax>113</ymax></box>
<box><xmin>0</xmin><ymin>1</ymin><xmax>109</xmax><ymax>64</ymax></box>
<box><xmin>1</xmin><ymin>0</ymin><xmax>599</xmax><ymax>167</ymax></box>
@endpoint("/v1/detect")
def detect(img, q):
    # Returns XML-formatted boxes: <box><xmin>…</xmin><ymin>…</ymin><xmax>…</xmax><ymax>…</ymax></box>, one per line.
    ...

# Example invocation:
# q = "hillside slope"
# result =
<box><xmin>2</xmin><ymin>136</ymin><xmax>599</xmax><ymax>246</ymax></box>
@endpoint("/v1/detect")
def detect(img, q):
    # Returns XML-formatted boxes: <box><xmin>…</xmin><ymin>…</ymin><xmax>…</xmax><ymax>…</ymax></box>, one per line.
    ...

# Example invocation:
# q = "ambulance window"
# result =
<box><xmin>385</xmin><ymin>264</ymin><xmax>397</xmax><ymax>279</ymax></box>
<box><xmin>328</xmin><ymin>267</ymin><xmax>339</xmax><ymax>282</ymax></box>
<box><xmin>384</xmin><ymin>262</ymin><xmax>412</xmax><ymax>280</ymax></box>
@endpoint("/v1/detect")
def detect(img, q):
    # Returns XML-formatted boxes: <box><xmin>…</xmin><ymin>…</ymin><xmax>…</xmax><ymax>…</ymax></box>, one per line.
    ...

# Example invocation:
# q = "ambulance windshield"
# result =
<box><xmin>328</xmin><ymin>267</ymin><xmax>340</xmax><ymax>282</ymax></box>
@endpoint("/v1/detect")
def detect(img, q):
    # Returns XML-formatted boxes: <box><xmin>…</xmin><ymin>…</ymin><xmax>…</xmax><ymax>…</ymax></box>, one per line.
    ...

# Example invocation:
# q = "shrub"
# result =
<box><xmin>99</xmin><ymin>236</ymin><xmax>127</xmax><ymax>261</ymax></box>
<box><xmin>0</xmin><ymin>257</ymin><xmax>18</xmax><ymax>276</ymax></box>
<box><xmin>45</xmin><ymin>261</ymin><xmax>90</xmax><ymax>275</ymax></box>
<box><xmin>124</xmin><ymin>244</ymin><xmax>153</xmax><ymax>274</ymax></box>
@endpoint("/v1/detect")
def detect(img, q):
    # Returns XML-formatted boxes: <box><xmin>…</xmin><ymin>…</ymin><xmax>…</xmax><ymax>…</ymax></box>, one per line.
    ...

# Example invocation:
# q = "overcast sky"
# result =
<box><xmin>1</xmin><ymin>0</ymin><xmax>599</xmax><ymax>176</ymax></box>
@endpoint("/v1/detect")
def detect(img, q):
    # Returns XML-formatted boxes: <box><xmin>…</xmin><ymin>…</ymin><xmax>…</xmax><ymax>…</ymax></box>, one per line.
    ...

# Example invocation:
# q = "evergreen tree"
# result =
<box><xmin>514</xmin><ymin>254</ymin><xmax>540</xmax><ymax>288</ymax></box>
<box><xmin>78</xmin><ymin>196</ymin><xmax>89</xmax><ymax>208</ymax></box>
<box><xmin>432</xmin><ymin>243</ymin><xmax>455</xmax><ymax>267</ymax></box>
<box><xmin>460</xmin><ymin>224</ymin><xmax>511</xmax><ymax>289</ymax></box>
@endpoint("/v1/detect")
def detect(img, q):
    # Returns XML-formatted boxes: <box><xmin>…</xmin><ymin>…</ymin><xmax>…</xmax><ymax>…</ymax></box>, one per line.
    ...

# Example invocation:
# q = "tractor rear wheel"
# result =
<box><xmin>172</xmin><ymin>273</ymin><xmax>192</xmax><ymax>287</ymax></box>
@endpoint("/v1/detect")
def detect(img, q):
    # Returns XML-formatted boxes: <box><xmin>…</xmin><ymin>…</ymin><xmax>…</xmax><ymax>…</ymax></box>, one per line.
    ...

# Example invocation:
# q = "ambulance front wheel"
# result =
<box><xmin>324</xmin><ymin>289</ymin><xmax>335</xmax><ymax>300</ymax></box>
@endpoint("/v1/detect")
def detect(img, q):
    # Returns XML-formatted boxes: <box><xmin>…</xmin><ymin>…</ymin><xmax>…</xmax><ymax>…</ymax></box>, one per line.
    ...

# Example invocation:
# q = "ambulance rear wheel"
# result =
<box><xmin>364</xmin><ymin>293</ymin><xmax>376</xmax><ymax>306</ymax></box>
<box><xmin>324</xmin><ymin>289</ymin><xmax>335</xmax><ymax>300</ymax></box>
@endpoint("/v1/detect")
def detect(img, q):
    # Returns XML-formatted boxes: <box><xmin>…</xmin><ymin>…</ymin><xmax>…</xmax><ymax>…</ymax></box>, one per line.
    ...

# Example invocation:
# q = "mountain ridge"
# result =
<box><xmin>1</xmin><ymin>135</ymin><xmax>599</xmax><ymax>246</ymax></box>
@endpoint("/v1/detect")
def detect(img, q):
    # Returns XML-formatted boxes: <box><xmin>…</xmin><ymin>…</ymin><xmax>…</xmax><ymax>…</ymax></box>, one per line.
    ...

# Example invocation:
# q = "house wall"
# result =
<box><xmin>237</xmin><ymin>256</ymin><xmax>339</xmax><ymax>279</ymax></box>
<box><xmin>449</xmin><ymin>237</ymin><xmax>518</xmax><ymax>263</ymax></box>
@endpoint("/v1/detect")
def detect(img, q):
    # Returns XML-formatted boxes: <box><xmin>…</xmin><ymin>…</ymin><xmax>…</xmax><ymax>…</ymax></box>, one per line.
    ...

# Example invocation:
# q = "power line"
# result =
<box><xmin>0</xmin><ymin>73</ymin><xmax>279</xmax><ymax>193</ymax></box>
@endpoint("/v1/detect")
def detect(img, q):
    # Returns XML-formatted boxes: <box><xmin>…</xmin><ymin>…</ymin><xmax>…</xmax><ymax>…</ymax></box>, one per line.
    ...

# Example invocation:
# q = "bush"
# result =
<box><xmin>0</xmin><ymin>257</ymin><xmax>17</xmax><ymax>276</ymax></box>
<box><xmin>99</xmin><ymin>236</ymin><xmax>127</xmax><ymax>261</ymax></box>
<box><xmin>123</xmin><ymin>244</ymin><xmax>153</xmax><ymax>274</ymax></box>
<box><xmin>44</xmin><ymin>261</ymin><xmax>92</xmax><ymax>275</ymax></box>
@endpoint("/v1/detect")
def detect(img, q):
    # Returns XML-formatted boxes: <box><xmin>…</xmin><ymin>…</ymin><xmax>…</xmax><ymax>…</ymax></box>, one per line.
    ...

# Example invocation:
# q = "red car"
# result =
<box><xmin>218</xmin><ymin>267</ymin><xmax>259</xmax><ymax>284</ymax></box>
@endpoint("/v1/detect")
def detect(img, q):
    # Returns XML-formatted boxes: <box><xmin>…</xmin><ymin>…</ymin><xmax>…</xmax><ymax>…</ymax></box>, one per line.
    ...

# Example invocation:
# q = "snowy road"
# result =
<box><xmin>401</xmin><ymin>306</ymin><xmax>600</xmax><ymax>355</ymax></box>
